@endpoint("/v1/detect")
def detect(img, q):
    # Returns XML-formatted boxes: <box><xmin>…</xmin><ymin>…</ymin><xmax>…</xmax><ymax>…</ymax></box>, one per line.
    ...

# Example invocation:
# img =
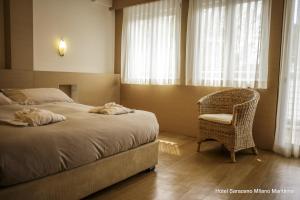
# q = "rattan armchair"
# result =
<box><xmin>197</xmin><ymin>88</ymin><xmax>260</xmax><ymax>162</ymax></box>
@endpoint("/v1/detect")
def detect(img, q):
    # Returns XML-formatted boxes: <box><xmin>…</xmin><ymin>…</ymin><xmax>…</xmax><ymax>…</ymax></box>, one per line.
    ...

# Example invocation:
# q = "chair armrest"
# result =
<box><xmin>197</xmin><ymin>94</ymin><xmax>220</xmax><ymax>115</ymax></box>
<box><xmin>197</xmin><ymin>96</ymin><xmax>209</xmax><ymax>105</ymax></box>
<box><xmin>232</xmin><ymin>99</ymin><xmax>258</xmax><ymax>127</ymax></box>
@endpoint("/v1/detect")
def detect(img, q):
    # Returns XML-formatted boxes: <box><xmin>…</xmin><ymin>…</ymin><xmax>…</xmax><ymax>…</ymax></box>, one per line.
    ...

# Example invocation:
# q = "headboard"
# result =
<box><xmin>0</xmin><ymin>69</ymin><xmax>120</xmax><ymax>105</ymax></box>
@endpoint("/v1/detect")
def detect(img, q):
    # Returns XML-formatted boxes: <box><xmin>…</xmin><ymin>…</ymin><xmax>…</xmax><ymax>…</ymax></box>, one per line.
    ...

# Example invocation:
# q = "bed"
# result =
<box><xmin>0</xmin><ymin>89</ymin><xmax>159</xmax><ymax>200</ymax></box>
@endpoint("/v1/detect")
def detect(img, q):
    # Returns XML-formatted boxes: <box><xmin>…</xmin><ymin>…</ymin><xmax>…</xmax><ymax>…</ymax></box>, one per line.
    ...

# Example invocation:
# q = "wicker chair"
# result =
<box><xmin>197</xmin><ymin>88</ymin><xmax>260</xmax><ymax>162</ymax></box>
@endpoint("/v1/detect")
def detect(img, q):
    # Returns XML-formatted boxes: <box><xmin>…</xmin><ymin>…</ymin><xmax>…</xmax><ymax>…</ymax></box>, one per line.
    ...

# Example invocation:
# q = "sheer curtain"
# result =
<box><xmin>186</xmin><ymin>0</ymin><xmax>271</xmax><ymax>88</ymax></box>
<box><xmin>274</xmin><ymin>0</ymin><xmax>300</xmax><ymax>158</ymax></box>
<box><xmin>121</xmin><ymin>0</ymin><xmax>181</xmax><ymax>85</ymax></box>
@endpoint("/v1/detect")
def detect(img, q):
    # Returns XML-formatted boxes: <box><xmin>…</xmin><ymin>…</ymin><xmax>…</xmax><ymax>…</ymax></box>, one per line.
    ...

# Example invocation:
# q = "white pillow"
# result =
<box><xmin>0</xmin><ymin>93</ymin><xmax>13</xmax><ymax>105</ymax></box>
<box><xmin>1</xmin><ymin>88</ymin><xmax>74</xmax><ymax>105</ymax></box>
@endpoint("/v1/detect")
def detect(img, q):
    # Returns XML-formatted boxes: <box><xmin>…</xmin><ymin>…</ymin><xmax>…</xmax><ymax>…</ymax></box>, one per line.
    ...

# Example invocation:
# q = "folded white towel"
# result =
<box><xmin>89</xmin><ymin>102</ymin><xmax>134</xmax><ymax>115</ymax></box>
<box><xmin>15</xmin><ymin>108</ymin><xmax>66</xmax><ymax>126</ymax></box>
<box><xmin>0</xmin><ymin>108</ymin><xmax>66</xmax><ymax>127</ymax></box>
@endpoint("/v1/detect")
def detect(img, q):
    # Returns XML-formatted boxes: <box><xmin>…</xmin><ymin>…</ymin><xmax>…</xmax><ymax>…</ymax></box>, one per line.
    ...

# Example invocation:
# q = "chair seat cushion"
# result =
<box><xmin>199</xmin><ymin>114</ymin><xmax>233</xmax><ymax>125</ymax></box>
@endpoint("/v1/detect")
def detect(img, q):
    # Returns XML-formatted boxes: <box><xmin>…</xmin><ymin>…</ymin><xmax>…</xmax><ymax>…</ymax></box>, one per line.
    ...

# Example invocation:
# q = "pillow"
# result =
<box><xmin>1</xmin><ymin>89</ymin><xmax>33</xmax><ymax>105</ymax></box>
<box><xmin>1</xmin><ymin>88</ymin><xmax>74</xmax><ymax>105</ymax></box>
<box><xmin>0</xmin><ymin>93</ymin><xmax>13</xmax><ymax>105</ymax></box>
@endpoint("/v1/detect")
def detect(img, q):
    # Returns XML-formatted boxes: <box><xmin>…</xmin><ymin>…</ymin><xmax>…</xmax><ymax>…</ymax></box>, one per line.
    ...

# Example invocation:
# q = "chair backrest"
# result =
<box><xmin>206</xmin><ymin>88</ymin><xmax>260</xmax><ymax>114</ymax></box>
<box><xmin>220</xmin><ymin>88</ymin><xmax>260</xmax><ymax>105</ymax></box>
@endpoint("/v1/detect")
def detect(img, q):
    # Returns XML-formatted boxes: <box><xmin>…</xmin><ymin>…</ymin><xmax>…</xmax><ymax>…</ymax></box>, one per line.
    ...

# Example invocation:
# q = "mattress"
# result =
<box><xmin>0</xmin><ymin>102</ymin><xmax>159</xmax><ymax>187</ymax></box>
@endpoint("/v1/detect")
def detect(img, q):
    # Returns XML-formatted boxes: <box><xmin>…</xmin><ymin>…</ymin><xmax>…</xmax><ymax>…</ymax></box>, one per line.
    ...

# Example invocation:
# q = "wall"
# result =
<box><xmin>116</xmin><ymin>0</ymin><xmax>285</xmax><ymax>150</ymax></box>
<box><xmin>0</xmin><ymin>0</ymin><xmax>120</xmax><ymax>106</ymax></box>
<box><xmin>9</xmin><ymin>0</ymin><xmax>33</xmax><ymax>70</ymax></box>
<box><xmin>0</xmin><ymin>0</ymin><xmax>34</xmax><ymax>70</ymax></box>
<box><xmin>33</xmin><ymin>0</ymin><xmax>115</xmax><ymax>74</ymax></box>
<box><xmin>0</xmin><ymin>0</ymin><xmax>5</xmax><ymax>69</ymax></box>
<box><xmin>0</xmin><ymin>69</ymin><xmax>120</xmax><ymax>105</ymax></box>
<box><xmin>33</xmin><ymin>72</ymin><xmax>120</xmax><ymax>105</ymax></box>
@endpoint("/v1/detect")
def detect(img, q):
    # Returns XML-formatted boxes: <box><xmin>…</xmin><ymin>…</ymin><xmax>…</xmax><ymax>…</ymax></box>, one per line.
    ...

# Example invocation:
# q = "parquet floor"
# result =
<box><xmin>87</xmin><ymin>132</ymin><xmax>300</xmax><ymax>200</ymax></box>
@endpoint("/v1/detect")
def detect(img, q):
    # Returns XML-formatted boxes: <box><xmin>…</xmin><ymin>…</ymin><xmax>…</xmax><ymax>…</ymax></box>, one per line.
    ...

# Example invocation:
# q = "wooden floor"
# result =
<box><xmin>86</xmin><ymin>132</ymin><xmax>300</xmax><ymax>200</ymax></box>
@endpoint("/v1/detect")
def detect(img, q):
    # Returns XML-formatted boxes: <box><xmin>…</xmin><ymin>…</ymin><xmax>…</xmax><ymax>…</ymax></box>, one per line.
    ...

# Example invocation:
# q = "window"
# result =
<box><xmin>274</xmin><ymin>0</ymin><xmax>300</xmax><ymax>157</ymax></box>
<box><xmin>121</xmin><ymin>0</ymin><xmax>181</xmax><ymax>85</ymax></box>
<box><xmin>186</xmin><ymin>0</ymin><xmax>271</xmax><ymax>88</ymax></box>
<box><xmin>280</xmin><ymin>0</ymin><xmax>300</xmax><ymax>145</ymax></box>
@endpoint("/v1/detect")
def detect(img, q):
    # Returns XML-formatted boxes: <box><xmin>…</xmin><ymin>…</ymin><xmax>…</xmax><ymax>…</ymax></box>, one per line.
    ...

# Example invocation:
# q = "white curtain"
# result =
<box><xmin>274</xmin><ymin>0</ymin><xmax>300</xmax><ymax>158</ymax></box>
<box><xmin>186</xmin><ymin>0</ymin><xmax>271</xmax><ymax>88</ymax></box>
<box><xmin>121</xmin><ymin>0</ymin><xmax>181</xmax><ymax>85</ymax></box>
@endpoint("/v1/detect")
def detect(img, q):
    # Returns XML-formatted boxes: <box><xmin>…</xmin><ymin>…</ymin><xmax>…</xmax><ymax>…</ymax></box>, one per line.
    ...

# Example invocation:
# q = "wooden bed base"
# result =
<box><xmin>0</xmin><ymin>141</ymin><xmax>159</xmax><ymax>200</ymax></box>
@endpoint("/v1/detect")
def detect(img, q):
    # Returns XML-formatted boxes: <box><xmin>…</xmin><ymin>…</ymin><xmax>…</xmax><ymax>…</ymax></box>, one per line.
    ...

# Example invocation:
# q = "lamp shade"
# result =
<box><xmin>58</xmin><ymin>39</ymin><xmax>66</xmax><ymax>56</ymax></box>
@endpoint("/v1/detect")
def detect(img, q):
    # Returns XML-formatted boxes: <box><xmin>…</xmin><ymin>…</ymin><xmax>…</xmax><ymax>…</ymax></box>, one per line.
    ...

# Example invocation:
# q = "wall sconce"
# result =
<box><xmin>58</xmin><ymin>38</ymin><xmax>67</xmax><ymax>57</ymax></box>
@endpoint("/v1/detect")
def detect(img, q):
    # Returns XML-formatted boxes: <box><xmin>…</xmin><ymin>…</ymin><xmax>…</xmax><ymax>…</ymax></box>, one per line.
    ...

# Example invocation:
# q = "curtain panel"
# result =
<box><xmin>186</xmin><ymin>0</ymin><xmax>271</xmax><ymax>88</ymax></box>
<box><xmin>121</xmin><ymin>0</ymin><xmax>181</xmax><ymax>85</ymax></box>
<box><xmin>274</xmin><ymin>0</ymin><xmax>300</xmax><ymax>158</ymax></box>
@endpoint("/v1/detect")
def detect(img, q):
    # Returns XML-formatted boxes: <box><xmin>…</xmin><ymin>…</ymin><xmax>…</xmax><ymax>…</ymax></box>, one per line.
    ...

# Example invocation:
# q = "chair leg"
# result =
<box><xmin>252</xmin><ymin>147</ymin><xmax>258</xmax><ymax>155</ymax></box>
<box><xmin>230</xmin><ymin>151</ymin><xmax>236</xmax><ymax>163</ymax></box>
<box><xmin>197</xmin><ymin>141</ymin><xmax>202</xmax><ymax>152</ymax></box>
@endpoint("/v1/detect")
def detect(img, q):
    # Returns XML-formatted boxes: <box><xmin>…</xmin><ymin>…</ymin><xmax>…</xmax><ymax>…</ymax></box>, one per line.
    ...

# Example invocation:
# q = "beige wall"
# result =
<box><xmin>116</xmin><ymin>0</ymin><xmax>285</xmax><ymax>150</ymax></box>
<box><xmin>0</xmin><ymin>0</ymin><xmax>120</xmax><ymax>106</ymax></box>
<box><xmin>0</xmin><ymin>0</ymin><xmax>34</xmax><ymax>70</ymax></box>
<box><xmin>0</xmin><ymin>69</ymin><xmax>120</xmax><ymax>105</ymax></box>
<box><xmin>0</xmin><ymin>0</ymin><xmax>4</xmax><ymax>69</ymax></box>
<box><xmin>9</xmin><ymin>0</ymin><xmax>34</xmax><ymax>70</ymax></box>
<box><xmin>34</xmin><ymin>72</ymin><xmax>120</xmax><ymax>105</ymax></box>
<box><xmin>33</xmin><ymin>0</ymin><xmax>115</xmax><ymax>74</ymax></box>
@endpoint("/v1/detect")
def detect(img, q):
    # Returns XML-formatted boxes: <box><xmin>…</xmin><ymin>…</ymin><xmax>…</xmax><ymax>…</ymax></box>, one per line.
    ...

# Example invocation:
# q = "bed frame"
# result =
<box><xmin>0</xmin><ymin>141</ymin><xmax>159</xmax><ymax>200</ymax></box>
